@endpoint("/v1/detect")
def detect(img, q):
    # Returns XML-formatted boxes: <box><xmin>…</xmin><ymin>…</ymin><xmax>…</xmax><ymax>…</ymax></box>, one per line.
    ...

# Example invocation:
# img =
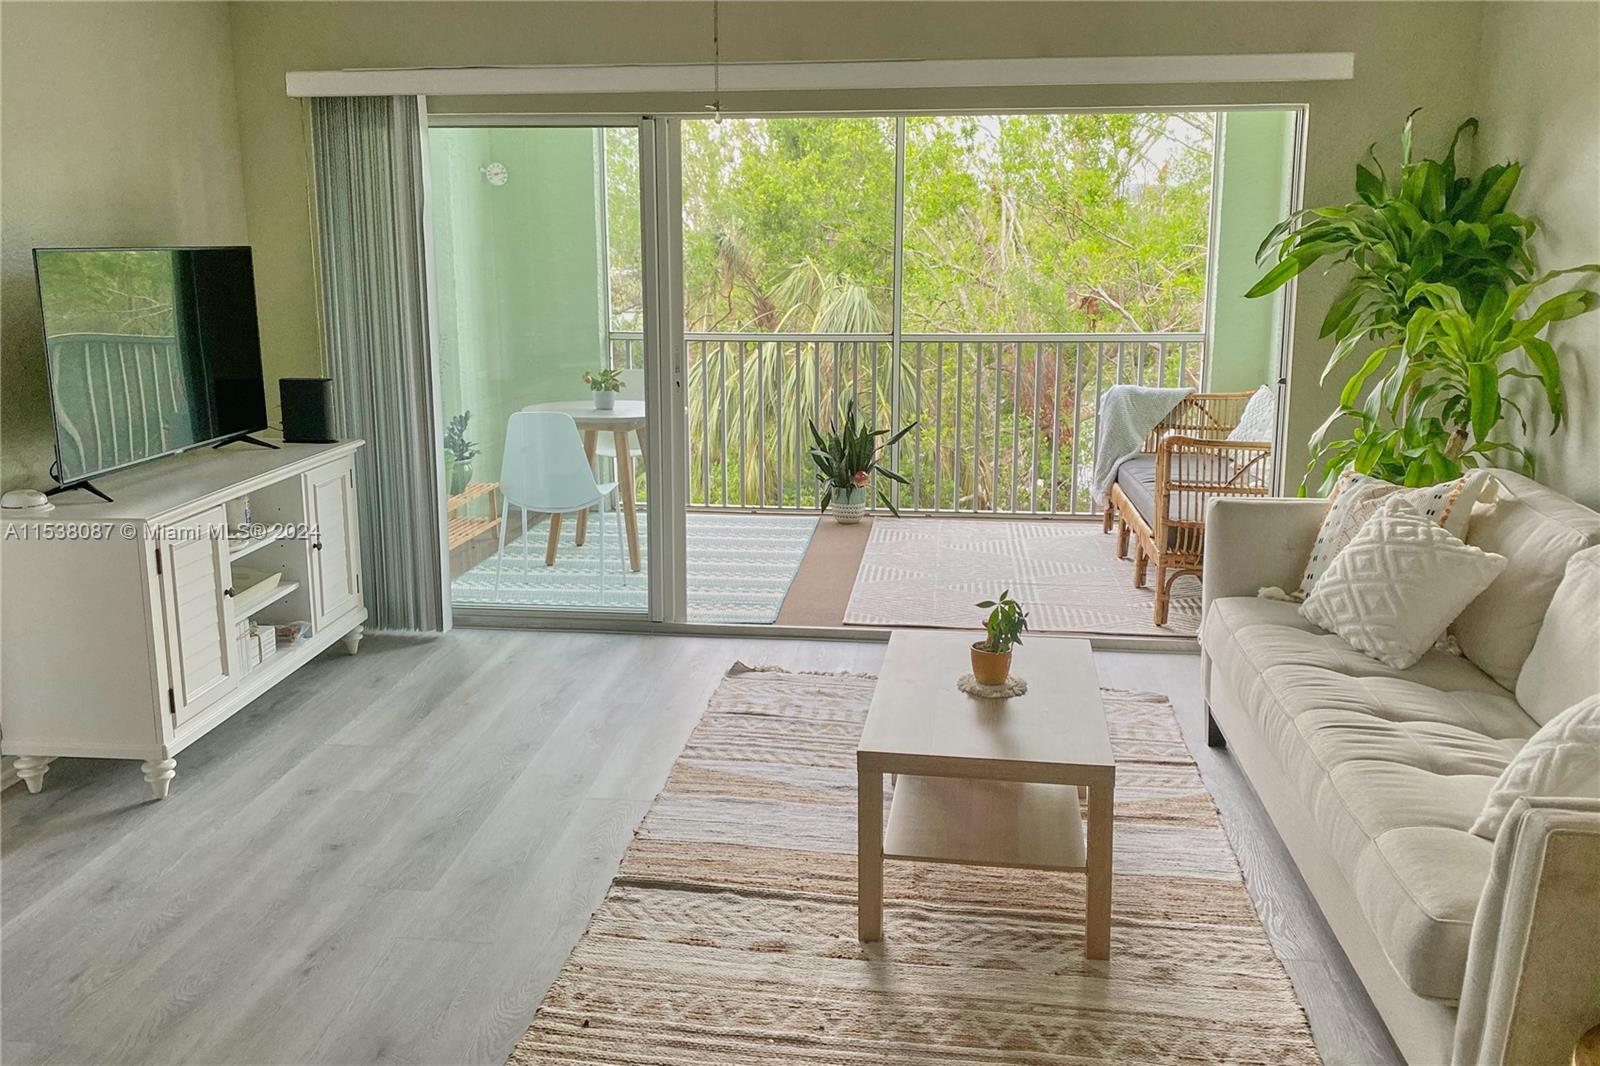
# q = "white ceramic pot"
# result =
<box><xmin>592</xmin><ymin>390</ymin><xmax>616</xmax><ymax>411</ymax></box>
<box><xmin>830</xmin><ymin>485</ymin><xmax>868</xmax><ymax>524</ymax></box>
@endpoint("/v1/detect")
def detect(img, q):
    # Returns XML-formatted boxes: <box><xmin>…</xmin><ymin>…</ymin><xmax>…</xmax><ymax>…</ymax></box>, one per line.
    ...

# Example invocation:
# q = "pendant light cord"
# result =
<box><xmin>707</xmin><ymin>0</ymin><xmax>722</xmax><ymax>122</ymax></box>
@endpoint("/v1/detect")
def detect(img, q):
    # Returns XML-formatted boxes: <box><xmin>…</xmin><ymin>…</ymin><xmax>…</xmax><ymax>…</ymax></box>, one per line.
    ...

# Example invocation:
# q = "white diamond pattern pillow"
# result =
<box><xmin>1471</xmin><ymin>695</ymin><xmax>1600</xmax><ymax>840</ymax></box>
<box><xmin>1227</xmin><ymin>384</ymin><xmax>1276</xmax><ymax>443</ymax></box>
<box><xmin>1300</xmin><ymin>497</ymin><xmax>1507</xmax><ymax>669</ymax></box>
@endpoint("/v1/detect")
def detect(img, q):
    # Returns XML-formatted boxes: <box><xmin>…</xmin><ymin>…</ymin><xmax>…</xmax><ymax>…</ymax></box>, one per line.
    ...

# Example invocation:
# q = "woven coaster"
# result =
<box><xmin>956</xmin><ymin>673</ymin><xmax>1027</xmax><ymax>699</ymax></box>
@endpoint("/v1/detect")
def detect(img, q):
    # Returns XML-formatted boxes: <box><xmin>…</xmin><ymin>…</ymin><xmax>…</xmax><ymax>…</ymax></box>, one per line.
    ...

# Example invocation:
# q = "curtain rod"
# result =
<box><xmin>286</xmin><ymin>54</ymin><xmax>1355</xmax><ymax>98</ymax></box>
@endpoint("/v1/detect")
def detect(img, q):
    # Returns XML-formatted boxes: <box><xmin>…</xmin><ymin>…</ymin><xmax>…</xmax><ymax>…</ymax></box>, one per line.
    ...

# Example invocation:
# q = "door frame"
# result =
<box><xmin>422</xmin><ymin>110</ymin><xmax>688</xmax><ymax>626</ymax></box>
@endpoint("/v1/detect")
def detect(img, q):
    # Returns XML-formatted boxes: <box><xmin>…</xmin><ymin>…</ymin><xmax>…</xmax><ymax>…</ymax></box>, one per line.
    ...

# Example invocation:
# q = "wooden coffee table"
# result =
<box><xmin>856</xmin><ymin>631</ymin><xmax>1116</xmax><ymax>958</ymax></box>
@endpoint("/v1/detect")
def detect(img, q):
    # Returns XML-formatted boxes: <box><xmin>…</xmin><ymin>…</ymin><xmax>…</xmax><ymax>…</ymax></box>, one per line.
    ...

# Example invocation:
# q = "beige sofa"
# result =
<box><xmin>1199</xmin><ymin>470</ymin><xmax>1600</xmax><ymax>1066</ymax></box>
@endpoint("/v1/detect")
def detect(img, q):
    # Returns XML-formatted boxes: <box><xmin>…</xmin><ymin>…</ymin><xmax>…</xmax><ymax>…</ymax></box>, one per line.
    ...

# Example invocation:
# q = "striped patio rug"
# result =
<box><xmin>843</xmin><ymin>517</ymin><xmax>1202</xmax><ymax>636</ymax></box>
<box><xmin>509</xmin><ymin>667</ymin><xmax>1319</xmax><ymax>1064</ymax></box>
<box><xmin>452</xmin><ymin>511</ymin><xmax>818</xmax><ymax>623</ymax></box>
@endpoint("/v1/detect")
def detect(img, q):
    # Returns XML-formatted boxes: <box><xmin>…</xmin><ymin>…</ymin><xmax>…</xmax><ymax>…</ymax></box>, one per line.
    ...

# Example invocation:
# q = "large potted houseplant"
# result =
<box><xmin>972</xmin><ymin>590</ymin><xmax>1028</xmax><ymax>685</ymax></box>
<box><xmin>806</xmin><ymin>400</ymin><xmax>916</xmax><ymax>523</ymax></box>
<box><xmin>443</xmin><ymin>411</ymin><xmax>479</xmax><ymax>496</ymax></box>
<box><xmin>583</xmin><ymin>367</ymin><xmax>623</xmax><ymax>410</ymax></box>
<box><xmin>1248</xmin><ymin>110</ymin><xmax>1599</xmax><ymax>493</ymax></box>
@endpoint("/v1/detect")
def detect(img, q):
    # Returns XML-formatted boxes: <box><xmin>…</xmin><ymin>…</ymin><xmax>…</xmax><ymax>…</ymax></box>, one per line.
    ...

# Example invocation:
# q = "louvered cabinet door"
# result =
<box><xmin>156</xmin><ymin>506</ymin><xmax>238</xmax><ymax>727</ymax></box>
<box><xmin>307</xmin><ymin>458</ymin><xmax>362</xmax><ymax>628</ymax></box>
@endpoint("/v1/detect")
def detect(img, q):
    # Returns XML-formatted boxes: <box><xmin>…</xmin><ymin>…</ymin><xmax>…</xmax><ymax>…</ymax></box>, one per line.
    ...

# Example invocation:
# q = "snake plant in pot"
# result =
<box><xmin>806</xmin><ymin>400</ymin><xmax>916</xmax><ymax>524</ymax></box>
<box><xmin>1248</xmin><ymin>110</ymin><xmax>1599</xmax><ymax>493</ymax></box>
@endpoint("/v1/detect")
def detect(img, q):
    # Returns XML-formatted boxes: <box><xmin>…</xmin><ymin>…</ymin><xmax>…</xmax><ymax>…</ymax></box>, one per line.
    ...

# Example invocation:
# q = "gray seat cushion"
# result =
<box><xmin>1115</xmin><ymin>456</ymin><xmax>1160</xmax><ymax>526</ymax></box>
<box><xmin>1115</xmin><ymin>454</ymin><xmax>1238</xmax><ymax>529</ymax></box>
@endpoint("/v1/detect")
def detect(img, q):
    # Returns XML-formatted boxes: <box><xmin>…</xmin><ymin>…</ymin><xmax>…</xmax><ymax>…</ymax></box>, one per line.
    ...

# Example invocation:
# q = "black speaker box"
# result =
<box><xmin>280</xmin><ymin>378</ymin><xmax>337</xmax><ymax>444</ymax></box>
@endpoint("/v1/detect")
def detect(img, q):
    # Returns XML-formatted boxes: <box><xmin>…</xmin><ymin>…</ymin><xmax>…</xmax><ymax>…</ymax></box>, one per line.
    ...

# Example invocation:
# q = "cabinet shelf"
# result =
<box><xmin>228</xmin><ymin>527</ymin><xmax>283</xmax><ymax>562</ymax></box>
<box><xmin>235</xmin><ymin>579</ymin><xmax>299</xmax><ymax>617</ymax></box>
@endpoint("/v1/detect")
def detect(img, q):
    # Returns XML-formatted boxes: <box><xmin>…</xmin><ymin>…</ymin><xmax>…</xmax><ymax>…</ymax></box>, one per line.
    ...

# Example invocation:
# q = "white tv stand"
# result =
<box><xmin>1</xmin><ymin>441</ymin><xmax>367</xmax><ymax>799</ymax></box>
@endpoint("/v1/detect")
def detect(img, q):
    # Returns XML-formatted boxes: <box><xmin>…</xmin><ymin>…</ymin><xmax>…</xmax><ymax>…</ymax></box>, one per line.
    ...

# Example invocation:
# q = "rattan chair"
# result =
<box><xmin>1102</xmin><ymin>391</ymin><xmax>1272</xmax><ymax>625</ymax></box>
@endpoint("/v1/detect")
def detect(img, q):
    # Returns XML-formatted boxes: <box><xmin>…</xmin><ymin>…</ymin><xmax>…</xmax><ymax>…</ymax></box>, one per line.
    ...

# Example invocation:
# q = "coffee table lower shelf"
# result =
<box><xmin>883</xmin><ymin>775</ymin><xmax>1087</xmax><ymax>871</ymax></box>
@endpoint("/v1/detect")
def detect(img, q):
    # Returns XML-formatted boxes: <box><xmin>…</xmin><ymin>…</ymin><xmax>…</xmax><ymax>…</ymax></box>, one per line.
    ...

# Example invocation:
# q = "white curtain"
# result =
<box><xmin>309</xmin><ymin>96</ymin><xmax>444</xmax><ymax>632</ymax></box>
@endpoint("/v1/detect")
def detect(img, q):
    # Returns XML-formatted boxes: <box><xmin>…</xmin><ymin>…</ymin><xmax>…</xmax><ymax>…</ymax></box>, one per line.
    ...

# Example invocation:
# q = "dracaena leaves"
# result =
<box><xmin>1248</xmin><ymin>110</ymin><xmax>1600</xmax><ymax>492</ymax></box>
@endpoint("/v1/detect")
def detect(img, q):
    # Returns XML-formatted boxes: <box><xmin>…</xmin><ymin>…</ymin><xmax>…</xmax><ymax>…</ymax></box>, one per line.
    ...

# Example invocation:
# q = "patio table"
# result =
<box><xmin>521</xmin><ymin>400</ymin><xmax>646</xmax><ymax>572</ymax></box>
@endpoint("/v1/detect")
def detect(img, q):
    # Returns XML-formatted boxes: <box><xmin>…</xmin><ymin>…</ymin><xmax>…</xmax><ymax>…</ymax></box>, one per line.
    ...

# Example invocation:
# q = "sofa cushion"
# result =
<box><xmin>1203</xmin><ymin>596</ymin><xmax>1536</xmax><ymax>1000</ymax></box>
<box><xmin>1296</xmin><ymin>469</ymin><xmax>1492</xmax><ymax>598</ymax></box>
<box><xmin>1472</xmin><ymin>695</ymin><xmax>1600</xmax><ymax>840</ymax></box>
<box><xmin>1517</xmin><ymin>545</ymin><xmax>1600</xmax><ymax>724</ymax></box>
<box><xmin>1453</xmin><ymin>476</ymin><xmax>1600</xmax><ymax>691</ymax></box>
<box><xmin>1299</xmin><ymin>497</ymin><xmax>1506</xmax><ymax>669</ymax></box>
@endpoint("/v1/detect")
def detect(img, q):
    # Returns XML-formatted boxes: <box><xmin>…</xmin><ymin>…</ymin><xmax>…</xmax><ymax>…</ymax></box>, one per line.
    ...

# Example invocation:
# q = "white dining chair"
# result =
<box><xmin>495</xmin><ymin>411</ymin><xmax>626</xmax><ymax>600</ymax></box>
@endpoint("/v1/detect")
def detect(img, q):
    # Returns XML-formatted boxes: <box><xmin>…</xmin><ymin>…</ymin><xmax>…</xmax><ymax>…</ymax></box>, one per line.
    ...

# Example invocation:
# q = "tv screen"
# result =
<box><xmin>35</xmin><ymin>246</ymin><xmax>267</xmax><ymax>485</ymax></box>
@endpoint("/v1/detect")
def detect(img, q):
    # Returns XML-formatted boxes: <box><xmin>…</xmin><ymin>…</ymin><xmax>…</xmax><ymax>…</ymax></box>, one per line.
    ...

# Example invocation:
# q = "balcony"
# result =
<box><xmin>609</xmin><ymin>330</ymin><xmax>1204</xmax><ymax>516</ymax></box>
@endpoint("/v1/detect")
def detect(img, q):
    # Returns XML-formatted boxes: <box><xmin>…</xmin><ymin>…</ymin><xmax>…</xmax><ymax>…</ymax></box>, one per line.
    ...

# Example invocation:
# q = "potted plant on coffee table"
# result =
<box><xmin>582</xmin><ymin>367</ymin><xmax>623</xmax><ymax>410</ymax></box>
<box><xmin>972</xmin><ymin>590</ymin><xmax>1028</xmax><ymax>685</ymax></box>
<box><xmin>443</xmin><ymin>411</ymin><xmax>479</xmax><ymax>496</ymax></box>
<box><xmin>806</xmin><ymin>399</ymin><xmax>916</xmax><ymax>524</ymax></box>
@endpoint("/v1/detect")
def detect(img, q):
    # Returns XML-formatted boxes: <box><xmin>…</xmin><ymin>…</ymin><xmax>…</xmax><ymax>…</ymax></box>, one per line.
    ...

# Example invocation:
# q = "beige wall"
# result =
<box><xmin>9</xmin><ymin>2</ymin><xmax>1590</xmax><ymax>502</ymax></box>
<box><xmin>1475</xmin><ymin>2</ymin><xmax>1600</xmax><ymax>508</ymax></box>
<box><xmin>229</xmin><ymin>1</ymin><xmax>1491</xmax><ymax>488</ymax></box>
<box><xmin>0</xmin><ymin>1</ymin><xmax>249</xmax><ymax>490</ymax></box>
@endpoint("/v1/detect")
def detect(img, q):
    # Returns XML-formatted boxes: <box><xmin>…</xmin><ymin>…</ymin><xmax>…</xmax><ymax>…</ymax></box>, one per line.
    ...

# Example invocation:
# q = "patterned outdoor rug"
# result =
<box><xmin>452</xmin><ymin>511</ymin><xmax>817</xmax><ymax>623</ymax></box>
<box><xmin>844</xmin><ymin>517</ymin><xmax>1202</xmax><ymax>636</ymax></box>
<box><xmin>509</xmin><ymin>668</ymin><xmax>1319</xmax><ymax>1064</ymax></box>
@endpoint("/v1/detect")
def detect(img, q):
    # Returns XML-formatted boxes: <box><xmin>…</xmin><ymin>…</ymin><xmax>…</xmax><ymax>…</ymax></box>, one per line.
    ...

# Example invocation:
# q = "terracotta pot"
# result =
<box><xmin>970</xmin><ymin>642</ymin><xmax>1012</xmax><ymax>686</ymax></box>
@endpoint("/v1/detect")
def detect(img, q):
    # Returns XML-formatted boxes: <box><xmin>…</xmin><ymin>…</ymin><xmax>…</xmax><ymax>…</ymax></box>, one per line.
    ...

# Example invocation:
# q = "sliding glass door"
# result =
<box><xmin>428</xmin><ymin>119</ymin><xmax>661</xmax><ymax>619</ymax></box>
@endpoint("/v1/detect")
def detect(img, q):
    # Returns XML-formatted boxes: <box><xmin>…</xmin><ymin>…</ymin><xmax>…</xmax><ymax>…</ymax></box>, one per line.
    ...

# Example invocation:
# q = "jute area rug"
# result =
<box><xmin>509</xmin><ymin>667</ymin><xmax>1319</xmax><ymax>1065</ymax></box>
<box><xmin>843</xmin><ymin>517</ymin><xmax>1202</xmax><ymax>637</ymax></box>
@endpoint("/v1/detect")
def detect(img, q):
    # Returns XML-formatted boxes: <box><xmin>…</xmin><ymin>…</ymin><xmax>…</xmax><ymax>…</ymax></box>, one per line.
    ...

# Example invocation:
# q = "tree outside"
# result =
<box><xmin>604</xmin><ymin>112</ymin><xmax>1215</xmax><ymax>513</ymax></box>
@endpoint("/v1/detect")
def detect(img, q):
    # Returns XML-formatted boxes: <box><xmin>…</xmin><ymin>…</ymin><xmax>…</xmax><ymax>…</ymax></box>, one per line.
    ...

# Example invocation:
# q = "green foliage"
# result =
<box><xmin>35</xmin><ymin>250</ymin><xmax>178</xmax><ymax>337</ymax></box>
<box><xmin>582</xmin><ymin>367</ymin><xmax>623</xmax><ymax>392</ymax></box>
<box><xmin>975</xmin><ymin>590</ymin><xmax>1028</xmax><ymax>653</ymax></box>
<box><xmin>806</xmin><ymin>399</ymin><xmax>916</xmax><ymax>515</ymax></box>
<box><xmin>1250</xmin><ymin>110</ymin><xmax>1599</xmax><ymax>492</ymax></box>
<box><xmin>442</xmin><ymin>411</ymin><xmax>478</xmax><ymax>463</ymax></box>
<box><xmin>621</xmin><ymin>114</ymin><xmax>1216</xmax><ymax>510</ymax></box>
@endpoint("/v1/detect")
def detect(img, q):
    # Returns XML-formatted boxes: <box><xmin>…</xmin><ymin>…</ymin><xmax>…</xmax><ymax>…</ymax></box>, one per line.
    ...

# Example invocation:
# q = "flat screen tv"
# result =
<box><xmin>35</xmin><ymin>246</ymin><xmax>268</xmax><ymax>489</ymax></box>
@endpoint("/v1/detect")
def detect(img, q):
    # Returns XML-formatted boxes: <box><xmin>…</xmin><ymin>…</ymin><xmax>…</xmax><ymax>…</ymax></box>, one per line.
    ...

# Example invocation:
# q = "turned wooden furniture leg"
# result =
<box><xmin>575</xmin><ymin>430</ymin><xmax>598</xmax><ymax>545</ymax></box>
<box><xmin>342</xmin><ymin>624</ymin><xmax>364</xmax><ymax>656</ymax></box>
<box><xmin>141</xmin><ymin>758</ymin><xmax>177</xmax><ymax>800</ymax></box>
<box><xmin>1116</xmin><ymin>518</ymin><xmax>1130</xmax><ymax>559</ymax></box>
<box><xmin>1085</xmin><ymin>777</ymin><xmax>1114</xmax><ymax>960</ymax></box>
<box><xmin>545</xmin><ymin>513</ymin><xmax>562</xmax><ymax>566</ymax></box>
<box><xmin>1153</xmin><ymin>563</ymin><xmax>1171</xmax><ymax>625</ymax></box>
<box><xmin>1102</xmin><ymin>504</ymin><xmax>1114</xmax><ymax>533</ymax></box>
<box><xmin>13</xmin><ymin>755</ymin><xmax>50</xmax><ymax>794</ymax></box>
<box><xmin>1132</xmin><ymin>541</ymin><xmax>1149</xmax><ymax>588</ymax></box>
<box><xmin>614</xmin><ymin>430</ymin><xmax>641</xmax><ymax>572</ymax></box>
<box><xmin>858</xmin><ymin>762</ymin><xmax>884</xmax><ymax>942</ymax></box>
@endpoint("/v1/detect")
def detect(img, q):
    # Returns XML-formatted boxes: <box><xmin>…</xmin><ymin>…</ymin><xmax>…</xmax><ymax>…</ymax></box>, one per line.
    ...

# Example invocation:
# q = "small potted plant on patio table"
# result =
<box><xmin>972</xmin><ymin>590</ymin><xmax>1028</xmax><ymax>685</ymax></box>
<box><xmin>583</xmin><ymin>367</ymin><xmax>624</xmax><ymax>411</ymax></box>
<box><xmin>806</xmin><ymin>399</ymin><xmax>916</xmax><ymax>524</ymax></box>
<box><xmin>443</xmin><ymin>411</ymin><xmax>479</xmax><ymax>496</ymax></box>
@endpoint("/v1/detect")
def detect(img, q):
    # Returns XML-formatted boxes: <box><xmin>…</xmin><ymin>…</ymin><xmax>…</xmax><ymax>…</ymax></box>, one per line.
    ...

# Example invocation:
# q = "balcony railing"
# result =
<box><xmin>608</xmin><ymin>330</ymin><xmax>1205</xmax><ymax>517</ymax></box>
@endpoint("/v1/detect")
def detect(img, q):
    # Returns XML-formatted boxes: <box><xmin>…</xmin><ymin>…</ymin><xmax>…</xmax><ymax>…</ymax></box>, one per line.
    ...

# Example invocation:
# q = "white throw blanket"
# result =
<box><xmin>1091</xmin><ymin>385</ymin><xmax>1192</xmax><ymax>507</ymax></box>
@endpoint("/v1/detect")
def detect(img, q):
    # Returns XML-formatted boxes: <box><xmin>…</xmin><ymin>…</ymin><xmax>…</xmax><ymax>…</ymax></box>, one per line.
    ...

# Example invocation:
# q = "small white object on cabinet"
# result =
<box><xmin>1</xmin><ymin>441</ymin><xmax>367</xmax><ymax>799</ymax></box>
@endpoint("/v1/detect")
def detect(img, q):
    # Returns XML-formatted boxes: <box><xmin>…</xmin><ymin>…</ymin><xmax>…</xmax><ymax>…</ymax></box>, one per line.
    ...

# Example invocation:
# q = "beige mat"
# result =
<box><xmin>844</xmin><ymin>516</ymin><xmax>1201</xmax><ymax>636</ymax></box>
<box><xmin>510</xmin><ymin>668</ymin><xmax>1319</xmax><ymax>1065</ymax></box>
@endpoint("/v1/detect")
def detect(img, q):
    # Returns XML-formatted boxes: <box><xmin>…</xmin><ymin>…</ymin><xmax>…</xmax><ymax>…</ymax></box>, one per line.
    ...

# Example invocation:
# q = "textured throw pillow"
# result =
<box><xmin>1300</xmin><ymin>497</ymin><xmax>1507</xmax><ymax>669</ymax></box>
<box><xmin>1471</xmin><ymin>695</ymin><xmax>1600</xmax><ymax>840</ymax></box>
<box><xmin>1452</xmin><ymin>493</ymin><xmax>1593</xmax><ymax>692</ymax></box>
<box><xmin>1227</xmin><ymin>385</ymin><xmax>1276</xmax><ymax>443</ymax></box>
<box><xmin>1294</xmin><ymin>468</ymin><xmax>1493</xmax><ymax>598</ymax></box>
<box><xmin>1516</xmin><ymin>546</ymin><xmax>1600</xmax><ymax>725</ymax></box>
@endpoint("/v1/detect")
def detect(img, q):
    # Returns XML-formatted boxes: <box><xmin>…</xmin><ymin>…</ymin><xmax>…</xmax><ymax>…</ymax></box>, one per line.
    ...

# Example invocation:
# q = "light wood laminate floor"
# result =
<box><xmin>1</xmin><ymin>630</ymin><xmax>1402</xmax><ymax>1066</ymax></box>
